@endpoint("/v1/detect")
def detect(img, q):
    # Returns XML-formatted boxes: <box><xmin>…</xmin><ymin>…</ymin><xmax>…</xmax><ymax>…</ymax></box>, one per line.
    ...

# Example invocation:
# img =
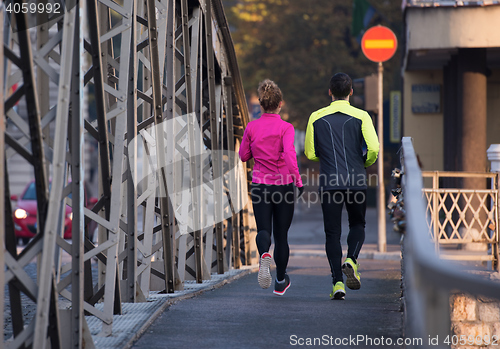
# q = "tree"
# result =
<box><xmin>223</xmin><ymin>0</ymin><xmax>403</xmax><ymax>129</ymax></box>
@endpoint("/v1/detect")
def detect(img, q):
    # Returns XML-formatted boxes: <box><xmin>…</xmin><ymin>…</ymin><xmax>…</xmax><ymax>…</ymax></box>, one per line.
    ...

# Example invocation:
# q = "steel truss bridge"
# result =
<box><xmin>0</xmin><ymin>0</ymin><xmax>257</xmax><ymax>347</ymax></box>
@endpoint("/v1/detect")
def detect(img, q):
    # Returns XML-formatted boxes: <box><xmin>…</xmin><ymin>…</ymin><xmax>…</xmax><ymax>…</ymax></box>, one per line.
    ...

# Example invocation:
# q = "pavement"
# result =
<box><xmin>131</xmin><ymin>257</ymin><xmax>402</xmax><ymax>349</ymax></box>
<box><xmin>4</xmin><ymin>196</ymin><xmax>404</xmax><ymax>348</ymax></box>
<box><xmin>125</xmin><ymin>201</ymin><xmax>404</xmax><ymax>349</ymax></box>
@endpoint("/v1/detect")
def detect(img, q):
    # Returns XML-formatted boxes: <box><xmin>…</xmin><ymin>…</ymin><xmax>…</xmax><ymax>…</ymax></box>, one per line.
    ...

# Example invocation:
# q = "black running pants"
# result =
<box><xmin>321</xmin><ymin>189</ymin><xmax>367</xmax><ymax>284</ymax></box>
<box><xmin>251</xmin><ymin>183</ymin><xmax>295</xmax><ymax>281</ymax></box>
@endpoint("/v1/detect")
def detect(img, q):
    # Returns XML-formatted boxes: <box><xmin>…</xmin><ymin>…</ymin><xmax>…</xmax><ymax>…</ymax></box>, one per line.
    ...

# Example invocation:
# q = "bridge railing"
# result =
<box><xmin>400</xmin><ymin>137</ymin><xmax>500</xmax><ymax>347</ymax></box>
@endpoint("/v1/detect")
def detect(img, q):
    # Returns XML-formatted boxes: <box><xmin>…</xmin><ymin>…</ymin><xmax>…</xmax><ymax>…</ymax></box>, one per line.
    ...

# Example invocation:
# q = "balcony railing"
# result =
<box><xmin>422</xmin><ymin>171</ymin><xmax>499</xmax><ymax>269</ymax></box>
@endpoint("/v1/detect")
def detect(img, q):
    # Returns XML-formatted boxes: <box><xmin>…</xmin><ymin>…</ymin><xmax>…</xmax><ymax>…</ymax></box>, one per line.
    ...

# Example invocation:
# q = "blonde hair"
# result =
<box><xmin>257</xmin><ymin>79</ymin><xmax>282</xmax><ymax>112</ymax></box>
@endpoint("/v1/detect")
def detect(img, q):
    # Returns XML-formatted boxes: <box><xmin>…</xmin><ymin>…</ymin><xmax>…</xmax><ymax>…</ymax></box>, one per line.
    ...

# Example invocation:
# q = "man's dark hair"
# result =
<box><xmin>329</xmin><ymin>73</ymin><xmax>352</xmax><ymax>99</ymax></box>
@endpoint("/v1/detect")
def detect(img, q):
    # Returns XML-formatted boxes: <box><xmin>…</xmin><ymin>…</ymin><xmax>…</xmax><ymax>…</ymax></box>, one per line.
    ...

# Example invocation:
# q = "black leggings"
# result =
<box><xmin>321</xmin><ymin>189</ymin><xmax>366</xmax><ymax>284</ymax></box>
<box><xmin>251</xmin><ymin>183</ymin><xmax>295</xmax><ymax>281</ymax></box>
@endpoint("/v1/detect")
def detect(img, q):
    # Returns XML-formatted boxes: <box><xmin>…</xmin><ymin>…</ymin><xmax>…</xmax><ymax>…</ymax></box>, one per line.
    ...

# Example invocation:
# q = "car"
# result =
<box><xmin>11</xmin><ymin>180</ymin><xmax>98</xmax><ymax>245</ymax></box>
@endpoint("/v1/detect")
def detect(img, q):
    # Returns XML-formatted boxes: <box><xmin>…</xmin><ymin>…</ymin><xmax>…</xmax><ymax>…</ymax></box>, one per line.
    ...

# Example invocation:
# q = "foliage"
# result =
<box><xmin>223</xmin><ymin>0</ymin><xmax>404</xmax><ymax>129</ymax></box>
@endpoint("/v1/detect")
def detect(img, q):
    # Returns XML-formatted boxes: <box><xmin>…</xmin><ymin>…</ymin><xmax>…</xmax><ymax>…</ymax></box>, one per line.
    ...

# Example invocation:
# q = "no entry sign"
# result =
<box><xmin>361</xmin><ymin>26</ymin><xmax>397</xmax><ymax>63</ymax></box>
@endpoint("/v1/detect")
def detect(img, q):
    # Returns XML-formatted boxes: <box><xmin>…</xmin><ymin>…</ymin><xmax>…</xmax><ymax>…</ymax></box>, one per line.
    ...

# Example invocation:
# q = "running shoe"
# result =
<box><xmin>342</xmin><ymin>258</ymin><xmax>361</xmax><ymax>290</ymax></box>
<box><xmin>258</xmin><ymin>252</ymin><xmax>272</xmax><ymax>289</ymax></box>
<box><xmin>273</xmin><ymin>273</ymin><xmax>291</xmax><ymax>296</ymax></box>
<box><xmin>330</xmin><ymin>281</ymin><xmax>346</xmax><ymax>300</ymax></box>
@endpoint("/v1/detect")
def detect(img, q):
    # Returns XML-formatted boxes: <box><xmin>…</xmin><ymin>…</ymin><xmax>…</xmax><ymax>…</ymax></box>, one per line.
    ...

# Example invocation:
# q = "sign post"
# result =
<box><xmin>361</xmin><ymin>25</ymin><xmax>397</xmax><ymax>253</ymax></box>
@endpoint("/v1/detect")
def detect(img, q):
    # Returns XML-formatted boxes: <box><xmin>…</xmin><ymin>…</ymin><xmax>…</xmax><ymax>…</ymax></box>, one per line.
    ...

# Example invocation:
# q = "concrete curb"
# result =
<box><xmin>121</xmin><ymin>266</ymin><xmax>258</xmax><ymax>349</ymax></box>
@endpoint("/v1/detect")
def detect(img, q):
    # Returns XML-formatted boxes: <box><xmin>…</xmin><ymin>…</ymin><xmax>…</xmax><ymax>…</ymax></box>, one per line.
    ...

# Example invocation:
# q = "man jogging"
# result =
<box><xmin>304</xmin><ymin>73</ymin><xmax>379</xmax><ymax>300</ymax></box>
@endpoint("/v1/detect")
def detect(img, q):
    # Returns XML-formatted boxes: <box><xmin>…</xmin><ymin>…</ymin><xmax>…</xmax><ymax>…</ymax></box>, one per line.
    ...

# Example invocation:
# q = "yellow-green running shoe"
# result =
<box><xmin>330</xmin><ymin>281</ymin><xmax>346</xmax><ymax>300</ymax></box>
<box><xmin>342</xmin><ymin>258</ymin><xmax>361</xmax><ymax>290</ymax></box>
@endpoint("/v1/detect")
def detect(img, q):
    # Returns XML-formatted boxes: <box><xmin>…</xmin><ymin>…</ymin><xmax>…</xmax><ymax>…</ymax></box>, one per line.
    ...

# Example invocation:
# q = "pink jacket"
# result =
<box><xmin>239</xmin><ymin>113</ymin><xmax>303</xmax><ymax>187</ymax></box>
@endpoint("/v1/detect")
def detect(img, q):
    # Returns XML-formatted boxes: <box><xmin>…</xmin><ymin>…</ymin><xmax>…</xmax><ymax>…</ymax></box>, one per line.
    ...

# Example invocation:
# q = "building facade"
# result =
<box><xmin>402</xmin><ymin>0</ymin><xmax>500</xmax><ymax>176</ymax></box>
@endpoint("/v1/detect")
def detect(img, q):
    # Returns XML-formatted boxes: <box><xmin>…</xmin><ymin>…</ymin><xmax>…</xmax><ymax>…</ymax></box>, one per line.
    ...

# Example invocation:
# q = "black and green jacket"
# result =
<box><xmin>304</xmin><ymin>100</ymin><xmax>379</xmax><ymax>190</ymax></box>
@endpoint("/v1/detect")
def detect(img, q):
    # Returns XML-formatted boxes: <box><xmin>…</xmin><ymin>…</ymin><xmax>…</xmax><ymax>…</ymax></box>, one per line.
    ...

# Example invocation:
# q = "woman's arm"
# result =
<box><xmin>283</xmin><ymin>124</ymin><xmax>303</xmax><ymax>187</ymax></box>
<box><xmin>238</xmin><ymin>124</ymin><xmax>253</xmax><ymax>162</ymax></box>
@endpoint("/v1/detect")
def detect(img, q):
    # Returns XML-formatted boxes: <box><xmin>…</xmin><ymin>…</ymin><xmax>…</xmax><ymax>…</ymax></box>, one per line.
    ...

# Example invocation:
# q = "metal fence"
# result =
<box><xmin>1</xmin><ymin>0</ymin><xmax>257</xmax><ymax>347</ymax></box>
<box><xmin>399</xmin><ymin>137</ymin><xmax>500</xmax><ymax>347</ymax></box>
<box><xmin>422</xmin><ymin>171</ymin><xmax>499</xmax><ymax>268</ymax></box>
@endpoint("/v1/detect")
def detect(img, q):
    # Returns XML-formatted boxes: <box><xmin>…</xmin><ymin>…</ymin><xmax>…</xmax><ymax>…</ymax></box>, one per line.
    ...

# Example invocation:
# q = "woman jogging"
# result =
<box><xmin>239</xmin><ymin>79</ymin><xmax>303</xmax><ymax>296</ymax></box>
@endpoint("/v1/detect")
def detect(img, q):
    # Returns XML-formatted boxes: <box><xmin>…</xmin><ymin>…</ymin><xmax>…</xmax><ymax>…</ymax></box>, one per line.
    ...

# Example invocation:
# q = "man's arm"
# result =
<box><xmin>361</xmin><ymin>112</ymin><xmax>379</xmax><ymax>167</ymax></box>
<box><xmin>304</xmin><ymin>113</ymin><xmax>319</xmax><ymax>162</ymax></box>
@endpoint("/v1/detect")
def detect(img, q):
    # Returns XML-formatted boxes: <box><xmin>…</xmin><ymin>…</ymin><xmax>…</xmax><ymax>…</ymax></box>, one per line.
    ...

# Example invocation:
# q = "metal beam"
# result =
<box><xmin>33</xmin><ymin>6</ymin><xmax>76</xmax><ymax>348</ymax></box>
<box><xmin>206</xmin><ymin>0</ymin><xmax>226</xmax><ymax>273</ymax></box>
<box><xmin>180</xmin><ymin>0</ymin><xmax>205</xmax><ymax>284</ymax></box>
<box><xmin>69</xmin><ymin>2</ymin><xmax>84</xmax><ymax>346</ymax></box>
<box><xmin>125</xmin><ymin>0</ymin><xmax>138</xmax><ymax>303</ymax></box>
<box><xmin>147</xmin><ymin>0</ymin><xmax>176</xmax><ymax>294</ymax></box>
<box><xmin>15</xmin><ymin>11</ymin><xmax>49</xmax><ymax>236</ymax></box>
<box><xmin>0</xmin><ymin>6</ymin><xmax>5</xmax><ymax>343</ymax></box>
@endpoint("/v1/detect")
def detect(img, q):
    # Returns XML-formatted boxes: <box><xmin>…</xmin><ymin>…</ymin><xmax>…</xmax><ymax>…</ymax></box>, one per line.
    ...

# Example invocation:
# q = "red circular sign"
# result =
<box><xmin>361</xmin><ymin>26</ymin><xmax>398</xmax><ymax>63</ymax></box>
